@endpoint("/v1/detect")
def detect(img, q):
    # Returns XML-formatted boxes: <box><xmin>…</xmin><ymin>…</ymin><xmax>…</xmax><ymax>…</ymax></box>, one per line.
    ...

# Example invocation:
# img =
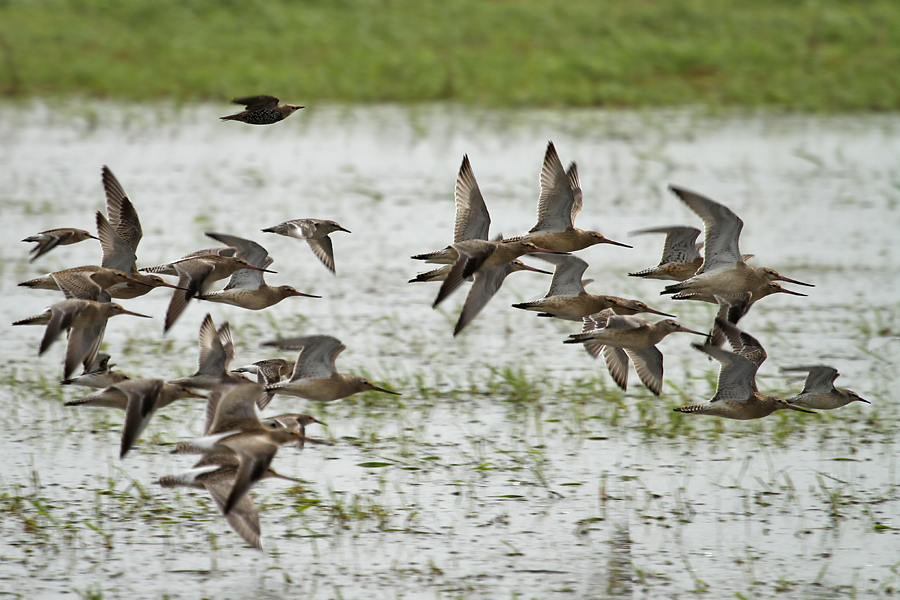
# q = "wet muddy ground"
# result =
<box><xmin>1</xmin><ymin>103</ymin><xmax>899</xmax><ymax>598</ymax></box>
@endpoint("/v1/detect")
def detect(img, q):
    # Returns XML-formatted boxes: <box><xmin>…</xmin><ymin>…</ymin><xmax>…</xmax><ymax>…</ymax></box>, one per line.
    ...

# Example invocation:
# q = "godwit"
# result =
<box><xmin>783</xmin><ymin>365</ymin><xmax>869</xmax><ymax>410</ymax></box>
<box><xmin>262</xmin><ymin>335</ymin><xmax>400</xmax><ymax>405</ymax></box>
<box><xmin>705</xmin><ymin>283</ymin><xmax>808</xmax><ymax>347</ymax></box>
<box><xmin>452</xmin><ymin>259</ymin><xmax>551</xmax><ymax>336</ymax></box>
<box><xmin>432</xmin><ymin>238</ymin><xmax>559</xmax><ymax>308</ymax></box>
<box><xmin>505</xmin><ymin>142</ymin><xmax>630</xmax><ymax>253</ymax></box>
<box><xmin>564</xmin><ymin>312</ymin><xmax>706</xmax><ymax>395</ymax></box>
<box><xmin>261</xmin><ymin>219</ymin><xmax>350</xmax><ymax>274</ymax></box>
<box><xmin>18</xmin><ymin>266</ymin><xmax>149</xmax><ymax>301</ymax></box>
<box><xmin>411</xmin><ymin>154</ymin><xmax>491</xmax><ymax>266</ymax></box>
<box><xmin>170</xmin><ymin>314</ymin><xmax>250</xmax><ymax>389</ymax></box>
<box><xmin>64</xmin><ymin>378</ymin><xmax>205</xmax><ymax>458</ymax></box>
<box><xmin>140</xmin><ymin>247</ymin><xmax>236</xmax><ymax>276</ymax></box>
<box><xmin>60</xmin><ymin>352</ymin><xmax>130</xmax><ymax>388</ymax></box>
<box><xmin>159</xmin><ymin>452</ymin><xmax>295</xmax><ymax>549</ymax></box>
<box><xmin>674</xmin><ymin>319</ymin><xmax>816</xmax><ymax>419</ymax></box>
<box><xmin>174</xmin><ymin>383</ymin><xmax>304</xmax><ymax>515</ymax></box>
<box><xmin>162</xmin><ymin>254</ymin><xmax>274</xmax><ymax>333</ymax></box>
<box><xmin>220</xmin><ymin>95</ymin><xmax>303</xmax><ymax>125</ymax></box>
<box><xmin>13</xmin><ymin>299</ymin><xmax>150</xmax><ymax>379</ymax></box>
<box><xmin>22</xmin><ymin>228</ymin><xmax>97</xmax><ymax>262</ymax></box>
<box><xmin>512</xmin><ymin>255</ymin><xmax>673</xmax><ymax>321</ymax></box>
<box><xmin>661</xmin><ymin>185</ymin><xmax>813</xmax><ymax>297</ymax></box>
<box><xmin>628</xmin><ymin>225</ymin><xmax>703</xmax><ymax>281</ymax></box>
<box><xmin>196</xmin><ymin>232</ymin><xmax>320</xmax><ymax>310</ymax></box>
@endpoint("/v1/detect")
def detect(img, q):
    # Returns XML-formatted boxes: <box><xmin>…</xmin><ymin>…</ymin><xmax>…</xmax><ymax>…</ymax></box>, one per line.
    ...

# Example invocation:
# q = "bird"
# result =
<box><xmin>18</xmin><ymin>266</ymin><xmax>150</xmax><ymax>300</ymax></box>
<box><xmin>13</xmin><ymin>299</ymin><xmax>151</xmax><ymax>379</ymax></box>
<box><xmin>169</xmin><ymin>314</ymin><xmax>250</xmax><ymax>390</ymax></box>
<box><xmin>262</xmin><ymin>336</ymin><xmax>400</xmax><ymax>405</ymax></box>
<box><xmin>140</xmin><ymin>247</ymin><xmax>236</xmax><ymax>276</ymax></box>
<box><xmin>60</xmin><ymin>353</ymin><xmax>130</xmax><ymax>388</ymax></box>
<box><xmin>411</xmin><ymin>153</ymin><xmax>492</xmax><ymax>266</ymax></box>
<box><xmin>261</xmin><ymin>219</ymin><xmax>350</xmax><ymax>274</ymax></box>
<box><xmin>504</xmin><ymin>142</ymin><xmax>631</xmax><ymax>253</ymax></box>
<box><xmin>64</xmin><ymin>379</ymin><xmax>205</xmax><ymax>458</ymax></box>
<box><xmin>158</xmin><ymin>452</ymin><xmax>296</xmax><ymax>550</ymax></box>
<box><xmin>627</xmin><ymin>225</ymin><xmax>704</xmax><ymax>281</ymax></box>
<box><xmin>161</xmin><ymin>254</ymin><xmax>274</xmax><ymax>333</ymax></box>
<box><xmin>660</xmin><ymin>185</ymin><xmax>813</xmax><ymax>297</ymax></box>
<box><xmin>220</xmin><ymin>95</ymin><xmax>304</xmax><ymax>125</ymax></box>
<box><xmin>173</xmin><ymin>383</ymin><xmax>304</xmax><ymax>515</ymax></box>
<box><xmin>196</xmin><ymin>232</ymin><xmax>320</xmax><ymax>310</ymax></box>
<box><xmin>673</xmin><ymin>319</ymin><xmax>817</xmax><ymax>419</ymax></box>
<box><xmin>232</xmin><ymin>359</ymin><xmax>296</xmax><ymax>385</ymax></box>
<box><xmin>564</xmin><ymin>312</ymin><xmax>706</xmax><ymax>395</ymax></box>
<box><xmin>22</xmin><ymin>228</ymin><xmax>97</xmax><ymax>263</ymax></box>
<box><xmin>705</xmin><ymin>283</ymin><xmax>808</xmax><ymax>347</ymax></box>
<box><xmin>783</xmin><ymin>365</ymin><xmax>869</xmax><ymax>410</ymax></box>
<box><xmin>512</xmin><ymin>254</ymin><xmax>674</xmax><ymax>321</ymax></box>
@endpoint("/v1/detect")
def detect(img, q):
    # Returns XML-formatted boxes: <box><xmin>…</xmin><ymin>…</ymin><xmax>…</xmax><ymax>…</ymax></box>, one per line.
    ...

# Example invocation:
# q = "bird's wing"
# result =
<box><xmin>102</xmin><ymin>167</ymin><xmax>142</xmax><ymax>253</ymax></box>
<box><xmin>96</xmin><ymin>211</ymin><xmax>137</xmax><ymax>273</ymax></box>
<box><xmin>453</xmin><ymin>265</ymin><xmax>511</xmax><ymax>336</ymax></box>
<box><xmin>233</xmin><ymin>95</ymin><xmax>279</xmax><ymax>110</ymax></box>
<box><xmin>543</xmin><ymin>254</ymin><xmax>589</xmax><ymax>297</ymax></box>
<box><xmin>120</xmin><ymin>380</ymin><xmax>165</xmax><ymax>458</ymax></box>
<box><xmin>205</xmin><ymin>232</ymin><xmax>269</xmax><ymax>268</ymax></box>
<box><xmin>530</xmin><ymin>142</ymin><xmax>575</xmax><ymax>233</ymax></box>
<box><xmin>626</xmin><ymin>346</ymin><xmax>664</xmax><ymax>396</ymax></box>
<box><xmin>206</xmin><ymin>480</ymin><xmax>262</xmax><ymax>549</ymax></box>
<box><xmin>602</xmin><ymin>345</ymin><xmax>630</xmax><ymax>391</ymax></box>
<box><xmin>694</xmin><ymin>343</ymin><xmax>760</xmax><ymax>401</ymax></box>
<box><xmin>669</xmin><ymin>186</ymin><xmax>743</xmax><ymax>273</ymax></box>
<box><xmin>306</xmin><ymin>237</ymin><xmax>336</xmax><ymax>273</ymax></box>
<box><xmin>453</xmin><ymin>155</ymin><xmax>491</xmax><ymax>242</ymax></box>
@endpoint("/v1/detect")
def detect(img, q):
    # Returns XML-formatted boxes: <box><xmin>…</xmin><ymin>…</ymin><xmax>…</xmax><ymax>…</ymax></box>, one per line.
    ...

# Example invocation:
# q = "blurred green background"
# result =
<box><xmin>1</xmin><ymin>0</ymin><xmax>897</xmax><ymax>111</ymax></box>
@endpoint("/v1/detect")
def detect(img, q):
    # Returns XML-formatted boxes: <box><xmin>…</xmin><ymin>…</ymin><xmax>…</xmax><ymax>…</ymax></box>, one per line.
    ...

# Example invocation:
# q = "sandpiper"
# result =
<box><xmin>504</xmin><ymin>142</ymin><xmax>630</xmax><ymax>253</ymax></box>
<box><xmin>232</xmin><ymin>359</ymin><xmax>296</xmax><ymax>385</ymax></box>
<box><xmin>169</xmin><ymin>314</ymin><xmax>250</xmax><ymax>389</ymax></box>
<box><xmin>22</xmin><ymin>228</ymin><xmax>97</xmax><ymax>263</ymax></box>
<box><xmin>65</xmin><ymin>379</ymin><xmax>205</xmax><ymax>458</ymax></box>
<box><xmin>261</xmin><ymin>219</ymin><xmax>350</xmax><ymax>274</ymax></box>
<box><xmin>628</xmin><ymin>225</ymin><xmax>703</xmax><ymax>281</ymax></box>
<box><xmin>262</xmin><ymin>336</ymin><xmax>400</xmax><ymax>405</ymax></box>
<box><xmin>512</xmin><ymin>254</ymin><xmax>673</xmax><ymax>321</ymax></box>
<box><xmin>674</xmin><ymin>319</ymin><xmax>816</xmax><ymax>419</ymax></box>
<box><xmin>196</xmin><ymin>232</ymin><xmax>319</xmax><ymax>310</ymax></box>
<box><xmin>783</xmin><ymin>365</ymin><xmax>869</xmax><ymax>410</ymax></box>
<box><xmin>60</xmin><ymin>353</ymin><xmax>130</xmax><ymax>388</ymax></box>
<box><xmin>565</xmin><ymin>312</ymin><xmax>706</xmax><ymax>395</ymax></box>
<box><xmin>162</xmin><ymin>254</ymin><xmax>274</xmax><ymax>333</ymax></box>
<box><xmin>660</xmin><ymin>186</ymin><xmax>813</xmax><ymax>297</ymax></box>
<box><xmin>220</xmin><ymin>95</ymin><xmax>304</xmax><ymax>125</ymax></box>
<box><xmin>13</xmin><ymin>299</ymin><xmax>151</xmax><ymax>379</ymax></box>
<box><xmin>18</xmin><ymin>266</ymin><xmax>148</xmax><ymax>301</ymax></box>
<box><xmin>159</xmin><ymin>452</ymin><xmax>295</xmax><ymax>549</ymax></box>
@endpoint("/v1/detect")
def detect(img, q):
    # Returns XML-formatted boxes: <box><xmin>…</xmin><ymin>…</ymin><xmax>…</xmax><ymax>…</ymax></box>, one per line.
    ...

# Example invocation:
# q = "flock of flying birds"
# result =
<box><xmin>12</xmin><ymin>96</ymin><xmax>869</xmax><ymax>549</ymax></box>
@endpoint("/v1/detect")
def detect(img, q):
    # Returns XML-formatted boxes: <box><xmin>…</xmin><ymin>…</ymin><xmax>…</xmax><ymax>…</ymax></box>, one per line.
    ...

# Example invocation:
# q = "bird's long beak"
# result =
<box><xmin>778</xmin><ymin>275</ymin><xmax>814</xmax><ymax>287</ymax></box>
<box><xmin>858</xmin><ymin>398</ymin><xmax>871</xmax><ymax>404</ymax></box>
<box><xmin>295</xmin><ymin>291</ymin><xmax>322</xmax><ymax>298</ymax></box>
<box><xmin>269</xmin><ymin>469</ymin><xmax>300</xmax><ymax>483</ymax></box>
<box><xmin>338</xmin><ymin>227</ymin><xmax>351</xmax><ymax>234</ymax></box>
<box><xmin>778</xmin><ymin>287</ymin><xmax>808</xmax><ymax>297</ymax></box>
<box><xmin>678</xmin><ymin>326</ymin><xmax>708</xmax><ymax>336</ymax></box>
<box><xmin>781</xmin><ymin>400</ymin><xmax>816</xmax><ymax>414</ymax></box>
<box><xmin>371</xmin><ymin>385</ymin><xmax>401</xmax><ymax>396</ymax></box>
<box><xmin>123</xmin><ymin>310</ymin><xmax>153</xmax><ymax>318</ymax></box>
<box><xmin>602</xmin><ymin>237</ymin><xmax>633</xmax><ymax>249</ymax></box>
<box><xmin>126</xmin><ymin>277</ymin><xmax>153</xmax><ymax>287</ymax></box>
<box><xmin>644</xmin><ymin>307</ymin><xmax>676</xmax><ymax>317</ymax></box>
<box><xmin>521</xmin><ymin>264</ymin><xmax>553</xmax><ymax>275</ymax></box>
<box><xmin>246</xmin><ymin>265</ymin><xmax>277</xmax><ymax>274</ymax></box>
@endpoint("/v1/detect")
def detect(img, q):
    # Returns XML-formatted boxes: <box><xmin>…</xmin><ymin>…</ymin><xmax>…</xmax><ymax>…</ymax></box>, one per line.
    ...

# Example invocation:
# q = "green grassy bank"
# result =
<box><xmin>1</xmin><ymin>0</ymin><xmax>898</xmax><ymax>111</ymax></box>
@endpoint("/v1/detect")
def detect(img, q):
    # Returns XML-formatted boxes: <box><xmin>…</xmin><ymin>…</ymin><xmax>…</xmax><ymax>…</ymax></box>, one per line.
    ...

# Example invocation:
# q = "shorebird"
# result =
<box><xmin>60</xmin><ymin>353</ymin><xmax>130</xmax><ymax>388</ymax></box>
<box><xmin>628</xmin><ymin>225</ymin><xmax>704</xmax><ymax>281</ymax></box>
<box><xmin>161</xmin><ymin>254</ymin><xmax>273</xmax><ymax>333</ymax></box>
<box><xmin>703</xmin><ymin>283</ymin><xmax>808</xmax><ymax>347</ymax></box>
<box><xmin>262</xmin><ymin>336</ymin><xmax>400</xmax><ymax>405</ymax></box>
<box><xmin>660</xmin><ymin>185</ymin><xmax>813</xmax><ymax>297</ymax></box>
<box><xmin>93</xmin><ymin>167</ymin><xmax>188</xmax><ymax>299</ymax></box>
<box><xmin>674</xmin><ymin>319</ymin><xmax>816</xmax><ymax>419</ymax></box>
<box><xmin>411</xmin><ymin>154</ymin><xmax>492</xmax><ymax>266</ymax></box>
<box><xmin>140</xmin><ymin>247</ymin><xmax>236</xmax><ymax>276</ymax></box>
<box><xmin>783</xmin><ymin>365</ymin><xmax>869</xmax><ymax>410</ymax></box>
<box><xmin>159</xmin><ymin>452</ymin><xmax>295</xmax><ymax>549</ymax></box>
<box><xmin>220</xmin><ymin>95</ymin><xmax>304</xmax><ymax>125</ymax></box>
<box><xmin>169</xmin><ymin>314</ymin><xmax>250</xmax><ymax>389</ymax></box>
<box><xmin>261</xmin><ymin>219</ymin><xmax>350</xmax><ymax>274</ymax></box>
<box><xmin>18</xmin><ymin>266</ymin><xmax>148</xmax><ymax>301</ymax></box>
<box><xmin>13</xmin><ymin>299</ymin><xmax>150</xmax><ymax>379</ymax></box>
<box><xmin>196</xmin><ymin>232</ymin><xmax>320</xmax><ymax>310</ymax></box>
<box><xmin>199</xmin><ymin>385</ymin><xmax>323</xmax><ymax>443</ymax></box>
<box><xmin>64</xmin><ymin>378</ymin><xmax>205</xmax><ymax>458</ymax></box>
<box><xmin>564</xmin><ymin>312</ymin><xmax>706</xmax><ymax>395</ymax></box>
<box><xmin>512</xmin><ymin>255</ymin><xmax>673</xmax><ymax>321</ymax></box>
<box><xmin>504</xmin><ymin>142</ymin><xmax>630</xmax><ymax>253</ymax></box>
<box><xmin>232</xmin><ymin>359</ymin><xmax>296</xmax><ymax>385</ymax></box>
<box><xmin>174</xmin><ymin>383</ymin><xmax>304</xmax><ymax>515</ymax></box>
<box><xmin>22</xmin><ymin>228</ymin><xmax>97</xmax><ymax>262</ymax></box>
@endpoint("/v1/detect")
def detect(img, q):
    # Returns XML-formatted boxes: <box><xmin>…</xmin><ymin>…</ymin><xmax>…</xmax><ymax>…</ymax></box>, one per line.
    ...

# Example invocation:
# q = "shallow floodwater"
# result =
<box><xmin>1</xmin><ymin>103</ymin><xmax>899</xmax><ymax>599</ymax></box>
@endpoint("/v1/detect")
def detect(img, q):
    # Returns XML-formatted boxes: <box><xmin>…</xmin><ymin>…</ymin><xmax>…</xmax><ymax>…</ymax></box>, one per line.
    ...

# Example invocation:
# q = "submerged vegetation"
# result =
<box><xmin>1</xmin><ymin>0</ymin><xmax>899</xmax><ymax>111</ymax></box>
